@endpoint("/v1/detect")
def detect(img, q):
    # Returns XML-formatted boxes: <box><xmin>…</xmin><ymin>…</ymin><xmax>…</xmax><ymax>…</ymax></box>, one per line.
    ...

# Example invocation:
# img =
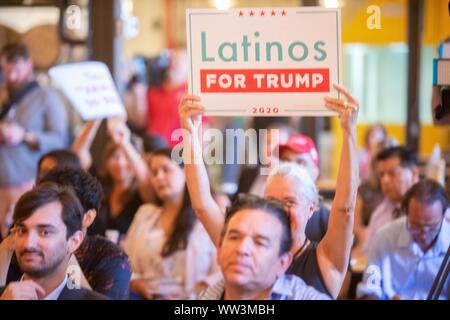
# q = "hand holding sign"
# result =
<box><xmin>178</xmin><ymin>93</ymin><xmax>204</xmax><ymax>134</ymax></box>
<box><xmin>324</xmin><ymin>84</ymin><xmax>359</xmax><ymax>133</ymax></box>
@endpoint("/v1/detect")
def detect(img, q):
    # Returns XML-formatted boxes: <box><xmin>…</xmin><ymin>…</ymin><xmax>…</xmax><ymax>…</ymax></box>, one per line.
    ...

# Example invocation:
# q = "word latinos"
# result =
<box><xmin>201</xmin><ymin>31</ymin><xmax>327</xmax><ymax>63</ymax></box>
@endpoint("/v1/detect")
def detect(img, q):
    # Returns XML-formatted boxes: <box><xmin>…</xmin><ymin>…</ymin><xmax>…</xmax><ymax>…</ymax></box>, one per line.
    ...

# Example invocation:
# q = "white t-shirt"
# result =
<box><xmin>123</xmin><ymin>203</ymin><xmax>220</xmax><ymax>297</ymax></box>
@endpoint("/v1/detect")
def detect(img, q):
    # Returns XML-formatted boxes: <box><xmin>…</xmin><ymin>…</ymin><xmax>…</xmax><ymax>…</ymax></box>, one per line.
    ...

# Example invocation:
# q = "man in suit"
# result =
<box><xmin>0</xmin><ymin>182</ymin><xmax>107</xmax><ymax>300</ymax></box>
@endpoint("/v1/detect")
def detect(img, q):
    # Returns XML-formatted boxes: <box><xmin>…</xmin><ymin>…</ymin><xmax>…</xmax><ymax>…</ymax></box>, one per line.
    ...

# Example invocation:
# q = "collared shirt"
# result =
<box><xmin>357</xmin><ymin>216</ymin><xmax>450</xmax><ymax>300</ymax></box>
<box><xmin>44</xmin><ymin>274</ymin><xmax>68</xmax><ymax>300</ymax></box>
<box><xmin>20</xmin><ymin>274</ymin><xmax>68</xmax><ymax>300</ymax></box>
<box><xmin>361</xmin><ymin>198</ymin><xmax>400</xmax><ymax>255</ymax></box>
<box><xmin>199</xmin><ymin>273</ymin><xmax>331</xmax><ymax>300</ymax></box>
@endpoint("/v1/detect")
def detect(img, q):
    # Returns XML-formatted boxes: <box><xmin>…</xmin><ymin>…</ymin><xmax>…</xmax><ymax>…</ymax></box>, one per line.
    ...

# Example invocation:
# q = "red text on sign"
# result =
<box><xmin>200</xmin><ymin>68</ymin><xmax>329</xmax><ymax>93</ymax></box>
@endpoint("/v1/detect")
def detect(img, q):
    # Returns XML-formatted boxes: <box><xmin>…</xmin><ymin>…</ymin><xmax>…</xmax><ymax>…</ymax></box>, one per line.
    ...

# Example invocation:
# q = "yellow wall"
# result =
<box><xmin>326</xmin><ymin>0</ymin><xmax>450</xmax><ymax>180</ymax></box>
<box><xmin>123</xmin><ymin>0</ymin><xmax>165</xmax><ymax>59</ymax></box>
<box><xmin>342</xmin><ymin>0</ymin><xmax>450</xmax><ymax>45</ymax></box>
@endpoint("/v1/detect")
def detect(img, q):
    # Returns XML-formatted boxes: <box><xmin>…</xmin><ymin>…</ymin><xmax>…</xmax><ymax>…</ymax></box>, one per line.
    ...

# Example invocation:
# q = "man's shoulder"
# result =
<box><xmin>58</xmin><ymin>286</ymin><xmax>110</xmax><ymax>300</ymax></box>
<box><xmin>76</xmin><ymin>235</ymin><xmax>130</xmax><ymax>270</ymax></box>
<box><xmin>372</xmin><ymin>198</ymin><xmax>393</xmax><ymax>216</ymax></box>
<box><xmin>272</xmin><ymin>274</ymin><xmax>331</xmax><ymax>300</ymax></box>
<box><xmin>371</xmin><ymin>217</ymin><xmax>407</xmax><ymax>251</ymax></box>
<box><xmin>199</xmin><ymin>279</ymin><xmax>225</xmax><ymax>300</ymax></box>
<box><xmin>25</xmin><ymin>83</ymin><xmax>57</xmax><ymax>99</ymax></box>
<box><xmin>24</xmin><ymin>83</ymin><xmax>64</xmax><ymax>108</ymax></box>
<box><xmin>0</xmin><ymin>286</ymin><xmax>109</xmax><ymax>300</ymax></box>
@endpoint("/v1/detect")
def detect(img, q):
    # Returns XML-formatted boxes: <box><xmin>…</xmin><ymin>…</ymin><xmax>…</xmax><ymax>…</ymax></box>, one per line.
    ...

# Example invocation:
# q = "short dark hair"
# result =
<box><xmin>13</xmin><ymin>182</ymin><xmax>84</xmax><ymax>239</ymax></box>
<box><xmin>376</xmin><ymin>146</ymin><xmax>418</xmax><ymax>168</ymax></box>
<box><xmin>38</xmin><ymin>167</ymin><xmax>103</xmax><ymax>214</ymax></box>
<box><xmin>1</xmin><ymin>43</ymin><xmax>30</xmax><ymax>62</ymax></box>
<box><xmin>221</xmin><ymin>194</ymin><xmax>293</xmax><ymax>256</ymax></box>
<box><xmin>38</xmin><ymin>149</ymin><xmax>81</xmax><ymax>171</ymax></box>
<box><xmin>401</xmin><ymin>179</ymin><xmax>449</xmax><ymax>215</ymax></box>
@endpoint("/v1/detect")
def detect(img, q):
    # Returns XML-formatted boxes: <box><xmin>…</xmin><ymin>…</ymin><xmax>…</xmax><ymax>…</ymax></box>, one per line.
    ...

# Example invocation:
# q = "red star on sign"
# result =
<box><xmin>239</xmin><ymin>10</ymin><xmax>243</xmax><ymax>17</ymax></box>
<box><xmin>271</xmin><ymin>10</ymin><xmax>276</xmax><ymax>16</ymax></box>
<box><xmin>260</xmin><ymin>10</ymin><xmax>265</xmax><ymax>16</ymax></box>
<box><xmin>249</xmin><ymin>10</ymin><xmax>254</xmax><ymax>16</ymax></box>
<box><xmin>281</xmin><ymin>10</ymin><xmax>287</xmax><ymax>16</ymax></box>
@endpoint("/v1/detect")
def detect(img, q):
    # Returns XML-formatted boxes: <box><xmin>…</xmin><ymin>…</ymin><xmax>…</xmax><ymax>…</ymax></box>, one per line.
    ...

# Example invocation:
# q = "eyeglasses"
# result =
<box><xmin>406</xmin><ymin>218</ymin><xmax>443</xmax><ymax>235</ymax></box>
<box><xmin>264</xmin><ymin>196</ymin><xmax>299</xmax><ymax>209</ymax></box>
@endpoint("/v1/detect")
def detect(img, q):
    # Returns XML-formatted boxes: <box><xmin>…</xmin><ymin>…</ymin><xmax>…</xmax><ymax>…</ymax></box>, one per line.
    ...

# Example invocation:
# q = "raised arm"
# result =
<box><xmin>179</xmin><ymin>94</ymin><xmax>224</xmax><ymax>247</ymax></box>
<box><xmin>316</xmin><ymin>84</ymin><xmax>359</xmax><ymax>298</ymax></box>
<box><xmin>108</xmin><ymin>120</ymin><xmax>152</xmax><ymax>202</ymax></box>
<box><xmin>71</xmin><ymin>119</ymin><xmax>102</xmax><ymax>171</ymax></box>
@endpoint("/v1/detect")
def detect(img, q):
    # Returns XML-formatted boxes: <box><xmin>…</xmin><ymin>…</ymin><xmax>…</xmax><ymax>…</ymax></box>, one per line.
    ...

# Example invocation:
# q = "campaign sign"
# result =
<box><xmin>186</xmin><ymin>7</ymin><xmax>342</xmax><ymax>116</ymax></box>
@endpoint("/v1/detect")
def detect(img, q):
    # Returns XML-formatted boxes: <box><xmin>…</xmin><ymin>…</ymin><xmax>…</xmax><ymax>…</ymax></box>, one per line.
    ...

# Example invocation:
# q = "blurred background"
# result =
<box><xmin>0</xmin><ymin>0</ymin><xmax>449</xmax><ymax>194</ymax></box>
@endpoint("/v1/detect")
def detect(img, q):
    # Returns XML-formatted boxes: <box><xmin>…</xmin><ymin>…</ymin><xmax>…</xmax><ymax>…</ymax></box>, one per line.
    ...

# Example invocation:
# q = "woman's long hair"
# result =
<box><xmin>151</xmin><ymin>148</ymin><xmax>197</xmax><ymax>257</ymax></box>
<box><xmin>98</xmin><ymin>141</ymin><xmax>138</xmax><ymax>207</ymax></box>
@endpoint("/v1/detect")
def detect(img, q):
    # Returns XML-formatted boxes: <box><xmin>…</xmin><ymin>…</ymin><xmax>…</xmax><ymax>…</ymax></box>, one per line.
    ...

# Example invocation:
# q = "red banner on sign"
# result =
<box><xmin>200</xmin><ymin>68</ymin><xmax>329</xmax><ymax>93</ymax></box>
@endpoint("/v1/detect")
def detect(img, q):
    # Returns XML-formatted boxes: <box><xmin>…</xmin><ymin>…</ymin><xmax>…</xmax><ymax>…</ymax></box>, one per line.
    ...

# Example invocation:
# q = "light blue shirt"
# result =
<box><xmin>199</xmin><ymin>274</ymin><xmax>331</xmax><ymax>300</ymax></box>
<box><xmin>357</xmin><ymin>216</ymin><xmax>450</xmax><ymax>300</ymax></box>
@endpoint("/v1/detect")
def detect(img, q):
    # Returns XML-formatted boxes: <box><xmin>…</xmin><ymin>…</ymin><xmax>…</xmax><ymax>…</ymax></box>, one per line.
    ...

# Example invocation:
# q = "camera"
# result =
<box><xmin>432</xmin><ymin>40</ymin><xmax>450</xmax><ymax>124</ymax></box>
<box><xmin>431</xmin><ymin>3</ymin><xmax>450</xmax><ymax>125</ymax></box>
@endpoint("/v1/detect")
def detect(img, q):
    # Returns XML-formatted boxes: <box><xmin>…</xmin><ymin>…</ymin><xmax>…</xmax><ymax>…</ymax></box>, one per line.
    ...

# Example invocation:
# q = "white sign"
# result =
<box><xmin>49</xmin><ymin>61</ymin><xmax>126</xmax><ymax>120</ymax></box>
<box><xmin>186</xmin><ymin>7</ymin><xmax>342</xmax><ymax>116</ymax></box>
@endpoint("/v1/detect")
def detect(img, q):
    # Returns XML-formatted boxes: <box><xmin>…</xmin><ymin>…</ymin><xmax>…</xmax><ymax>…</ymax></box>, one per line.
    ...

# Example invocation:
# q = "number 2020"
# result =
<box><xmin>251</xmin><ymin>107</ymin><xmax>279</xmax><ymax>114</ymax></box>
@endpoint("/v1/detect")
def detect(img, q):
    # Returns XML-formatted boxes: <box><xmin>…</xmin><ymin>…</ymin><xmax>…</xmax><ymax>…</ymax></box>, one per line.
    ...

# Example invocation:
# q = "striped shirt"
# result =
<box><xmin>199</xmin><ymin>274</ymin><xmax>332</xmax><ymax>300</ymax></box>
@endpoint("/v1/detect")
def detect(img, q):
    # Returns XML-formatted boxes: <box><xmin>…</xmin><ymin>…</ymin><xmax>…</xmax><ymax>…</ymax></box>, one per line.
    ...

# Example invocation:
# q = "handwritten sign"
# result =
<box><xmin>186</xmin><ymin>7</ymin><xmax>342</xmax><ymax>116</ymax></box>
<box><xmin>49</xmin><ymin>61</ymin><xmax>126</xmax><ymax>120</ymax></box>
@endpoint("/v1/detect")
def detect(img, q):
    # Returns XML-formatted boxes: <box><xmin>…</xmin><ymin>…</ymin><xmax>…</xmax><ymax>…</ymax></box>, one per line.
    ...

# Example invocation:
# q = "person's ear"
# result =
<box><xmin>82</xmin><ymin>209</ymin><xmax>97</xmax><ymax>229</ymax></box>
<box><xmin>277</xmin><ymin>252</ymin><xmax>293</xmax><ymax>276</ymax></box>
<box><xmin>307</xmin><ymin>200</ymin><xmax>317</xmax><ymax>220</ymax></box>
<box><xmin>67</xmin><ymin>230</ymin><xmax>84</xmax><ymax>254</ymax></box>
<box><xmin>288</xmin><ymin>208</ymin><xmax>300</xmax><ymax>235</ymax></box>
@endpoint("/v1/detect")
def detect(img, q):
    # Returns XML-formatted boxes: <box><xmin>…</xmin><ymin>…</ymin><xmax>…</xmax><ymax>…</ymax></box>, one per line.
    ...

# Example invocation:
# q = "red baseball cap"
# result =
<box><xmin>279</xmin><ymin>134</ymin><xmax>319</xmax><ymax>167</ymax></box>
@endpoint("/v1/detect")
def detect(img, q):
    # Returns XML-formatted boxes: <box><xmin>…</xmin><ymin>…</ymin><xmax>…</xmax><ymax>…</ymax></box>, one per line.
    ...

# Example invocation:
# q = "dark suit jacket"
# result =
<box><xmin>58</xmin><ymin>286</ymin><xmax>109</xmax><ymax>300</ymax></box>
<box><xmin>0</xmin><ymin>285</ymin><xmax>109</xmax><ymax>300</ymax></box>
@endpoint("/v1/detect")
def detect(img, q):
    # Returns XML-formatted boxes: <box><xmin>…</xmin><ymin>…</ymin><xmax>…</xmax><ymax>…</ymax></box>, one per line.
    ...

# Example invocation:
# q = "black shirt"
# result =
<box><xmin>286</xmin><ymin>242</ymin><xmax>332</xmax><ymax>297</ymax></box>
<box><xmin>89</xmin><ymin>190</ymin><xmax>143</xmax><ymax>237</ymax></box>
<box><xmin>305</xmin><ymin>201</ymin><xmax>330</xmax><ymax>242</ymax></box>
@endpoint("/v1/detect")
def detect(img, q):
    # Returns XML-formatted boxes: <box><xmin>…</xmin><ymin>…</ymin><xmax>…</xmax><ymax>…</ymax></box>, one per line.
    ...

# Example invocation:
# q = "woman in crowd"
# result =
<box><xmin>359</xmin><ymin>124</ymin><xmax>387</xmax><ymax>181</ymax></box>
<box><xmin>72</xmin><ymin>119</ymin><xmax>151</xmax><ymax>237</ymax></box>
<box><xmin>123</xmin><ymin>148</ymin><xmax>219</xmax><ymax>300</ymax></box>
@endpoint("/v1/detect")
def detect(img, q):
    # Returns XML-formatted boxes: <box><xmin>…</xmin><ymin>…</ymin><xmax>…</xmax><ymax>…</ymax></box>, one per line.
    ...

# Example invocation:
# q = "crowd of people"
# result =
<box><xmin>0</xmin><ymin>43</ymin><xmax>448</xmax><ymax>300</ymax></box>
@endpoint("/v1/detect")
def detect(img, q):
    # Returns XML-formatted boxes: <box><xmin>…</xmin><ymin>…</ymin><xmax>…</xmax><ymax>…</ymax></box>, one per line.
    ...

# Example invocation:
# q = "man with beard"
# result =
<box><xmin>0</xmin><ymin>182</ymin><xmax>107</xmax><ymax>300</ymax></box>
